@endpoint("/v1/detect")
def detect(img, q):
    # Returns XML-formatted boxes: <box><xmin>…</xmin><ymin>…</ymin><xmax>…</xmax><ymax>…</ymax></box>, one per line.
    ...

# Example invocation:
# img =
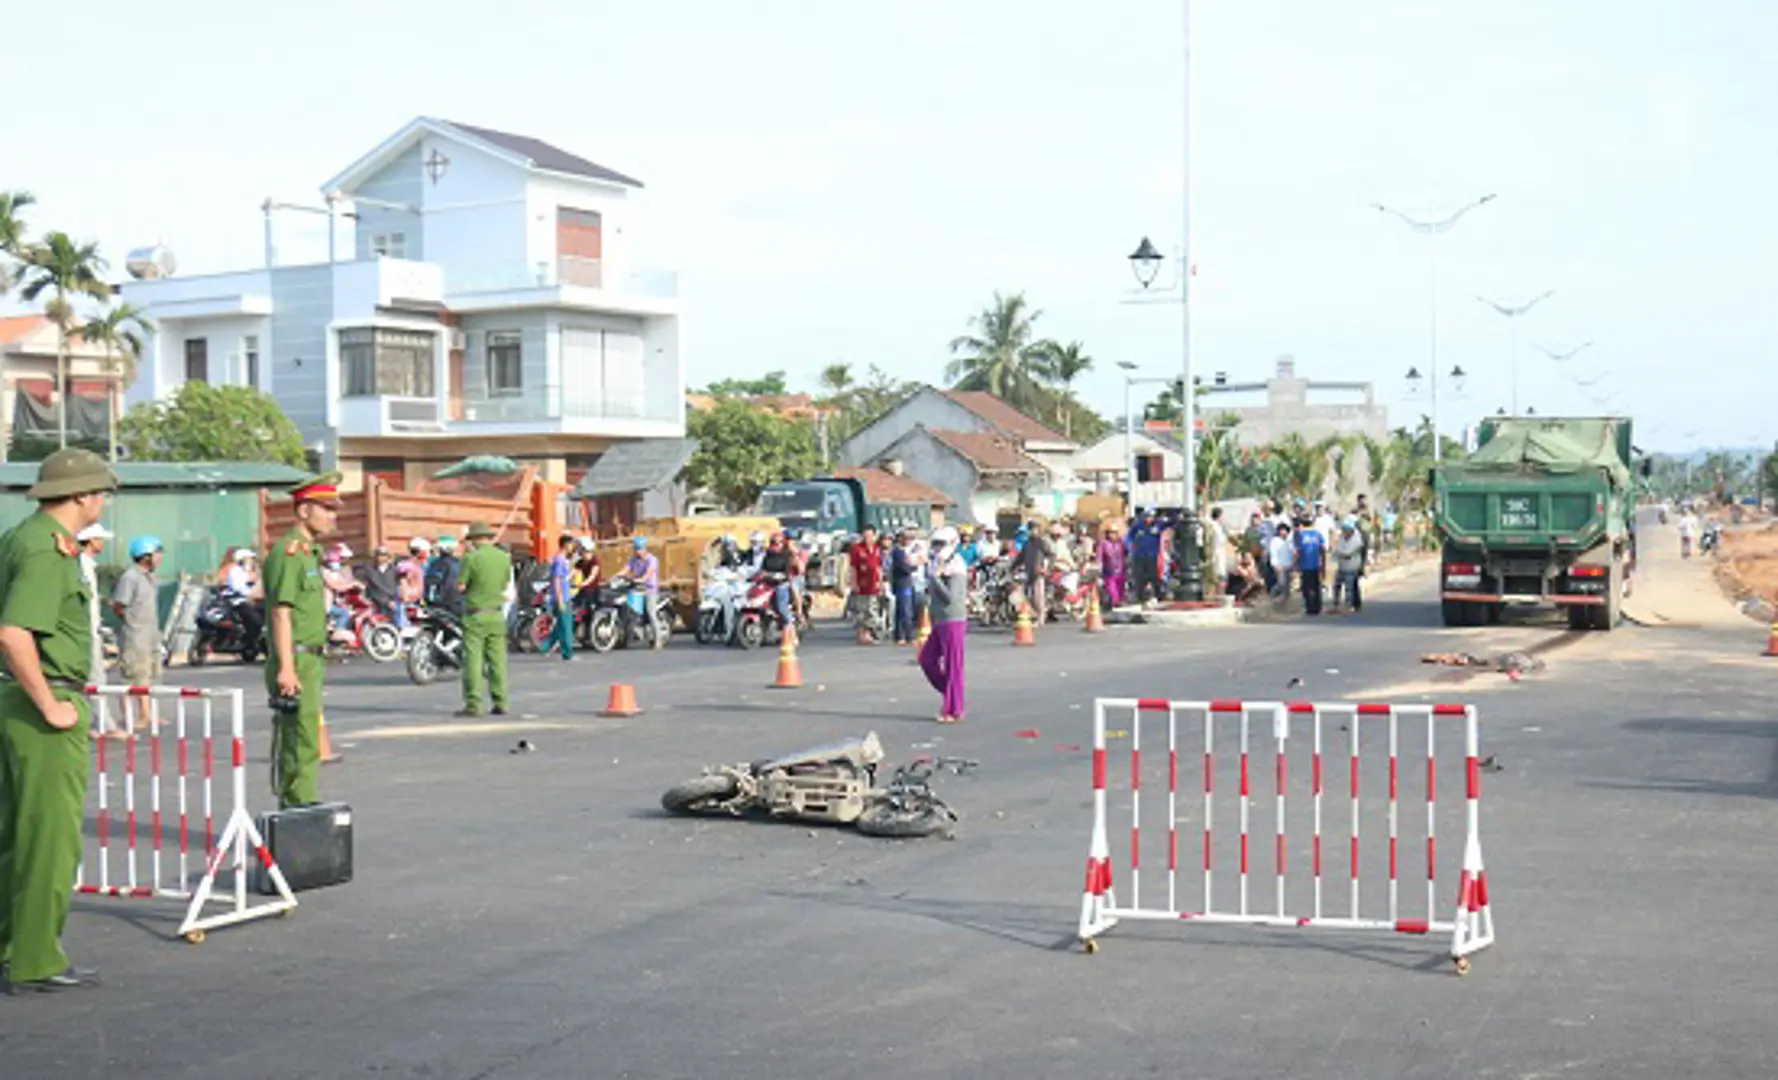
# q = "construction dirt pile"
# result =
<box><xmin>1716</xmin><ymin>520</ymin><xmax>1778</xmax><ymax>609</ymax></box>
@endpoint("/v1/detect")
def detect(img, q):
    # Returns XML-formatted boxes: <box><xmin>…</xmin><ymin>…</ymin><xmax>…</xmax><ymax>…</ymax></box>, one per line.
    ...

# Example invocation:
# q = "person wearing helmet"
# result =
<box><xmin>920</xmin><ymin>525</ymin><xmax>970</xmax><ymax>723</ymax></box>
<box><xmin>571</xmin><ymin>534</ymin><xmax>602</xmax><ymax>603</ymax></box>
<box><xmin>111</xmin><ymin>536</ymin><xmax>166</xmax><ymax>735</ymax></box>
<box><xmin>1333</xmin><ymin>516</ymin><xmax>1366</xmax><ymax>613</ymax></box>
<box><xmin>626</xmin><ymin>535</ymin><xmax>660</xmax><ymax>599</ymax></box>
<box><xmin>717</xmin><ymin>533</ymin><xmax>747</xmax><ymax>572</ymax></box>
<box><xmin>220</xmin><ymin>545</ymin><xmax>266</xmax><ymax>648</ymax></box>
<box><xmin>319</xmin><ymin>543</ymin><xmax>362</xmax><ymax>640</ymax></box>
<box><xmin>398</xmin><ymin>538</ymin><xmax>431</xmax><ymax>613</ymax></box>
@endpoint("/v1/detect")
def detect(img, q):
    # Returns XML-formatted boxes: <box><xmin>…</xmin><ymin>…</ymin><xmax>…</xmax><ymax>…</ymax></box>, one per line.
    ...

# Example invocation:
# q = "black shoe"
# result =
<box><xmin>6</xmin><ymin>967</ymin><xmax>100</xmax><ymax>994</ymax></box>
<box><xmin>491</xmin><ymin>705</ymin><xmax>508</xmax><ymax>716</ymax></box>
<box><xmin>453</xmin><ymin>708</ymin><xmax>482</xmax><ymax>718</ymax></box>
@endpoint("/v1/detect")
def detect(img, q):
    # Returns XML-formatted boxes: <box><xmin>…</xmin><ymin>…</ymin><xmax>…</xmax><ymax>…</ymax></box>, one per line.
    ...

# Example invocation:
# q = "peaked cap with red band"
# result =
<box><xmin>289</xmin><ymin>471</ymin><xmax>345</xmax><ymax>505</ymax></box>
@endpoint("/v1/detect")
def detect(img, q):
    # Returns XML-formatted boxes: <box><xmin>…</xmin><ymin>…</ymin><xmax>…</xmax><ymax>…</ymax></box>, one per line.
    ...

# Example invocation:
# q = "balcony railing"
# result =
<box><xmin>441</xmin><ymin>262</ymin><xmax>677</xmax><ymax>301</ymax></box>
<box><xmin>339</xmin><ymin>395</ymin><xmax>442</xmax><ymax>435</ymax></box>
<box><xmin>456</xmin><ymin>386</ymin><xmax>674</xmax><ymax>427</ymax></box>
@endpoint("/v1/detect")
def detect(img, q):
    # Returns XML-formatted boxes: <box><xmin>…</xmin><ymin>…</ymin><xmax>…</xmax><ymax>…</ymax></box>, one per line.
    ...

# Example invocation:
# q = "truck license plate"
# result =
<box><xmin>1501</xmin><ymin>497</ymin><xmax>1538</xmax><ymax>529</ymax></box>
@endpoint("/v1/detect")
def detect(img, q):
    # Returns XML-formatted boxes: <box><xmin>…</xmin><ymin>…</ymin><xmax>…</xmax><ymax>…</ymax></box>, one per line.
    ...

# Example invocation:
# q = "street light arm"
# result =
<box><xmin>1376</xmin><ymin>193</ymin><xmax>1497</xmax><ymax>234</ymax></box>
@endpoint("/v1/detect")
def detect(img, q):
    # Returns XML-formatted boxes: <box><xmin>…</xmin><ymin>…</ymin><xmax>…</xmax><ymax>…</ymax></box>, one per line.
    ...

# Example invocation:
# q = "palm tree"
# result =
<box><xmin>1036</xmin><ymin>340</ymin><xmax>1093</xmax><ymax>437</ymax></box>
<box><xmin>946</xmin><ymin>291</ymin><xmax>1050</xmax><ymax>413</ymax></box>
<box><xmin>81</xmin><ymin>303</ymin><xmax>155</xmax><ymax>462</ymax></box>
<box><xmin>819</xmin><ymin>362</ymin><xmax>853</xmax><ymax>396</ymax></box>
<box><xmin>16</xmin><ymin>232</ymin><xmax>110</xmax><ymax>449</ymax></box>
<box><xmin>0</xmin><ymin>190</ymin><xmax>34</xmax><ymax>295</ymax></box>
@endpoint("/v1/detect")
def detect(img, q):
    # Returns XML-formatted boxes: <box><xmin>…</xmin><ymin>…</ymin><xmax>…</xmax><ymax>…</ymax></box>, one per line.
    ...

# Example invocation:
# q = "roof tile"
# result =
<box><xmin>944</xmin><ymin>390</ymin><xmax>1071</xmax><ymax>444</ymax></box>
<box><xmin>440</xmin><ymin>120</ymin><xmax>644</xmax><ymax>188</ymax></box>
<box><xmin>928</xmin><ymin>429</ymin><xmax>1048</xmax><ymax>473</ymax></box>
<box><xmin>830</xmin><ymin>466</ymin><xmax>952</xmax><ymax>506</ymax></box>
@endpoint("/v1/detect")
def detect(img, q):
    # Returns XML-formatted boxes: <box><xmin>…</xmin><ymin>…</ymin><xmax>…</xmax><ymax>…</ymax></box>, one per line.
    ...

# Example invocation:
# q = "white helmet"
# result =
<box><xmin>408</xmin><ymin>537</ymin><xmax>432</xmax><ymax>554</ymax></box>
<box><xmin>231</xmin><ymin>548</ymin><xmax>254</xmax><ymax>563</ymax></box>
<box><xmin>575</xmin><ymin>535</ymin><xmax>596</xmax><ymax>551</ymax></box>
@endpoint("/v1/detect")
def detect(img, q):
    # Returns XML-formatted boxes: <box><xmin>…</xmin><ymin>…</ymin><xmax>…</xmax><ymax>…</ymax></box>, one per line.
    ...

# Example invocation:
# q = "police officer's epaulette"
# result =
<box><xmin>53</xmin><ymin>534</ymin><xmax>77</xmax><ymax>558</ymax></box>
<box><xmin>285</xmin><ymin>540</ymin><xmax>311</xmax><ymax>557</ymax></box>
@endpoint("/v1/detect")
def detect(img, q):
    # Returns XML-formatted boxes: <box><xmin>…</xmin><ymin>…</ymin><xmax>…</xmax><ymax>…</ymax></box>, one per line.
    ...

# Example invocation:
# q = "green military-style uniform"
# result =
<box><xmin>457</xmin><ymin>524</ymin><xmax>512</xmax><ymax>715</ymax></box>
<box><xmin>263</xmin><ymin>472</ymin><xmax>341</xmax><ymax>809</ymax></box>
<box><xmin>0</xmin><ymin>448</ymin><xmax>117</xmax><ymax>986</ymax></box>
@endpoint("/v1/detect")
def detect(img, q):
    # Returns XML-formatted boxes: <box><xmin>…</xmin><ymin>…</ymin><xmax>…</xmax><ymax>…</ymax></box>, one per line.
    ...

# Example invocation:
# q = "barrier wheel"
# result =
<box><xmin>1452</xmin><ymin>956</ymin><xmax>1470</xmax><ymax>976</ymax></box>
<box><xmin>1082</xmin><ymin>938</ymin><xmax>1100</xmax><ymax>955</ymax></box>
<box><xmin>183</xmin><ymin>930</ymin><xmax>206</xmax><ymax>945</ymax></box>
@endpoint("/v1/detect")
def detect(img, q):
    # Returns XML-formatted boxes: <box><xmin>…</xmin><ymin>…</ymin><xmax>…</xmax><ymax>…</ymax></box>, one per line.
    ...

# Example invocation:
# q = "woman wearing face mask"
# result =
<box><xmin>918</xmin><ymin>526</ymin><xmax>970</xmax><ymax>724</ymax></box>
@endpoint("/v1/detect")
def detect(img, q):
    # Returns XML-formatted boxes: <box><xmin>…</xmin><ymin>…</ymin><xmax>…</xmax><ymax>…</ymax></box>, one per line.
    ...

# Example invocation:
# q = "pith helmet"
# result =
<box><xmin>28</xmin><ymin>448</ymin><xmax>119</xmax><ymax>500</ymax></box>
<box><xmin>466</xmin><ymin>522</ymin><xmax>497</xmax><ymax>540</ymax></box>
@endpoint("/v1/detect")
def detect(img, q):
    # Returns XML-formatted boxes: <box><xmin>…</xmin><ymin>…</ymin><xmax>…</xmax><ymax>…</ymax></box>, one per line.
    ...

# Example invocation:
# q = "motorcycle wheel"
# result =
<box><xmin>528</xmin><ymin>611</ymin><xmax>555</xmax><ymax>652</ymax></box>
<box><xmin>188</xmin><ymin>640</ymin><xmax>211</xmax><ymax>667</ymax></box>
<box><xmin>588</xmin><ymin>610</ymin><xmax>621</xmax><ymax>654</ymax></box>
<box><xmin>239</xmin><ymin>641</ymin><xmax>261</xmax><ymax>664</ymax></box>
<box><xmin>660</xmin><ymin>774</ymin><xmax>741</xmax><ymax>815</ymax></box>
<box><xmin>694</xmin><ymin>609</ymin><xmax>716</xmax><ymax>645</ymax></box>
<box><xmin>406</xmin><ymin>632</ymin><xmax>440</xmax><ymax>685</ymax></box>
<box><xmin>856</xmin><ymin>802</ymin><xmax>954</xmax><ymax>839</ymax></box>
<box><xmin>734</xmin><ymin>615</ymin><xmax>764</xmax><ymax>651</ymax></box>
<box><xmin>645</xmin><ymin>613</ymin><xmax>671</xmax><ymax>651</ymax></box>
<box><xmin>365</xmin><ymin>623</ymin><xmax>403</xmax><ymax>663</ymax></box>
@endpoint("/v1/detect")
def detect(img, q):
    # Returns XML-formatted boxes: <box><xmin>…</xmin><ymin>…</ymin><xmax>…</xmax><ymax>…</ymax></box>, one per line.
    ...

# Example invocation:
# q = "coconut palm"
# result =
<box><xmin>818</xmin><ymin>362</ymin><xmax>853</xmax><ymax>396</ymax></box>
<box><xmin>82</xmin><ymin>303</ymin><xmax>156</xmax><ymax>461</ymax></box>
<box><xmin>946</xmin><ymin>291</ymin><xmax>1050</xmax><ymax>413</ymax></box>
<box><xmin>1036</xmin><ymin>339</ymin><xmax>1093</xmax><ymax>437</ymax></box>
<box><xmin>17</xmin><ymin>232</ymin><xmax>111</xmax><ymax>449</ymax></box>
<box><xmin>0</xmin><ymin>190</ymin><xmax>34</xmax><ymax>295</ymax></box>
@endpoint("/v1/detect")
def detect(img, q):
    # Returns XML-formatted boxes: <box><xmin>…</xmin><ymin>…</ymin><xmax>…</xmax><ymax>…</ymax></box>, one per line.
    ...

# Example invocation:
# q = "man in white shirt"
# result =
<box><xmin>1267</xmin><ymin>523</ymin><xmax>1297</xmax><ymax>604</ymax></box>
<box><xmin>1677</xmin><ymin>509</ymin><xmax>1699</xmax><ymax>558</ymax></box>
<box><xmin>222</xmin><ymin>547</ymin><xmax>264</xmax><ymax>644</ymax></box>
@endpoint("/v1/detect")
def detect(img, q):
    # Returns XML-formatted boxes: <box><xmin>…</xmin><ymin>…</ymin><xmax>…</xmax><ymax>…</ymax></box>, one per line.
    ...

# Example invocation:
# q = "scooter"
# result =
<box><xmin>735</xmin><ymin>573</ymin><xmax>808</xmax><ymax>650</ymax></box>
<box><xmin>660</xmin><ymin>731</ymin><xmax>969</xmax><ymax>838</ymax></box>
<box><xmin>405</xmin><ymin>605</ymin><xmax>464</xmax><ymax>686</ymax></box>
<box><xmin>332</xmin><ymin>591</ymin><xmax>403</xmax><ymax>663</ymax></box>
<box><xmin>695</xmin><ymin>568</ymin><xmax>749</xmax><ymax>646</ymax></box>
<box><xmin>1701</xmin><ymin>521</ymin><xmax>1723</xmax><ymax>554</ymax></box>
<box><xmin>189</xmin><ymin>589</ymin><xmax>264</xmax><ymax>665</ymax></box>
<box><xmin>1043</xmin><ymin>565</ymin><xmax>1092</xmax><ymax>622</ymax></box>
<box><xmin>586</xmin><ymin>577</ymin><xmax>674</xmax><ymax>653</ymax></box>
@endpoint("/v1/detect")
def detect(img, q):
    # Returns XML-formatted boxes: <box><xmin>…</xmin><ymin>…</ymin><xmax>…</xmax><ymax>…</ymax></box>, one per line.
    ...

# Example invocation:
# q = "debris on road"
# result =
<box><xmin>1422</xmin><ymin>652</ymin><xmax>1491</xmax><ymax>667</ymax></box>
<box><xmin>1480</xmin><ymin>754</ymin><xmax>1504</xmax><ymax>772</ymax></box>
<box><xmin>511</xmin><ymin>739</ymin><xmax>537</xmax><ymax>754</ymax></box>
<box><xmin>1421</xmin><ymin>651</ymin><xmax>1548</xmax><ymax>677</ymax></box>
<box><xmin>1015</xmin><ymin>729</ymin><xmax>1041</xmax><ymax>739</ymax></box>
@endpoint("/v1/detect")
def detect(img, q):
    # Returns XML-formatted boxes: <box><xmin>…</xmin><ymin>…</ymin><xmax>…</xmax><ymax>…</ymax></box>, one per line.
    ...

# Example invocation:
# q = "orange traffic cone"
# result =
<box><xmin>772</xmin><ymin>624</ymin><xmax>804</xmax><ymax>689</ymax></box>
<box><xmin>1764</xmin><ymin>617</ymin><xmax>1778</xmax><ymax>657</ymax></box>
<box><xmin>1012</xmin><ymin>603</ymin><xmax>1037</xmax><ymax>647</ymax></box>
<box><xmin>319</xmin><ymin>710</ymin><xmax>343</xmax><ymax>764</ymax></box>
<box><xmin>1083</xmin><ymin>588</ymin><xmax>1105</xmax><ymax>634</ymax></box>
<box><xmin>601</xmin><ymin>683</ymin><xmax>643</xmax><ymax>717</ymax></box>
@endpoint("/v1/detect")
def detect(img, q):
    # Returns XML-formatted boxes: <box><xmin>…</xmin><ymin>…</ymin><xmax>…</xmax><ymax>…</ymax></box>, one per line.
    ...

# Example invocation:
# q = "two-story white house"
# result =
<box><xmin>120</xmin><ymin>116</ymin><xmax>684</xmax><ymax>490</ymax></box>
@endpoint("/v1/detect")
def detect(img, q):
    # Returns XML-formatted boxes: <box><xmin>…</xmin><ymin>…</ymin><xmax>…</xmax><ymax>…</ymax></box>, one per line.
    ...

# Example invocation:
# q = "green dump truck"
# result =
<box><xmin>755</xmin><ymin>476</ymin><xmax>934</xmax><ymax>591</ymax></box>
<box><xmin>1432</xmin><ymin>416</ymin><xmax>1647</xmax><ymax>631</ymax></box>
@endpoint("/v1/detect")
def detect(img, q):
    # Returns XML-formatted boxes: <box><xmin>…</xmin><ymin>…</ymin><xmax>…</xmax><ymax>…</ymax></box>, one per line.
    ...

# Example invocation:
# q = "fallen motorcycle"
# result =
<box><xmin>659</xmin><ymin>732</ymin><xmax>969</xmax><ymax>838</ymax></box>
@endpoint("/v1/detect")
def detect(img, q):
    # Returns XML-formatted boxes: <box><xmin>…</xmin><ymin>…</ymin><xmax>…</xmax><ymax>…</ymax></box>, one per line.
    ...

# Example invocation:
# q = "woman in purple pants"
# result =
<box><xmin>919</xmin><ymin>526</ymin><xmax>969</xmax><ymax>724</ymax></box>
<box><xmin>1099</xmin><ymin>521</ymin><xmax>1127</xmax><ymax>608</ymax></box>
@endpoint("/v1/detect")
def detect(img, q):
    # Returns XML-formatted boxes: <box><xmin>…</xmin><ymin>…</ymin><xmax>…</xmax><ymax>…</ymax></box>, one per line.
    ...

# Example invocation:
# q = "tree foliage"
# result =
<box><xmin>946</xmin><ymin>291</ymin><xmax>1054</xmax><ymax>413</ymax></box>
<box><xmin>119</xmin><ymin>382</ymin><xmax>308</xmax><ymax>466</ymax></box>
<box><xmin>704</xmin><ymin>371</ymin><xmax>788</xmax><ymax>397</ymax></box>
<box><xmin>684</xmin><ymin>398</ymin><xmax>820</xmax><ymax>511</ymax></box>
<box><xmin>0</xmin><ymin>190</ymin><xmax>33</xmax><ymax>295</ymax></box>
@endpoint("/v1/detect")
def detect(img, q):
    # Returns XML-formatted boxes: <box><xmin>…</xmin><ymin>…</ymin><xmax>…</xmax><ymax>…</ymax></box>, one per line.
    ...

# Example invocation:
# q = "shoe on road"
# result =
<box><xmin>6</xmin><ymin>967</ymin><xmax>101</xmax><ymax>994</ymax></box>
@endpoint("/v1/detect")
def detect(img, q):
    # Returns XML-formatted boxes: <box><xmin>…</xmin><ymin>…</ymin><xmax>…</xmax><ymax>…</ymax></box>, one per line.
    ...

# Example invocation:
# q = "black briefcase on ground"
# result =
<box><xmin>251</xmin><ymin>802</ymin><xmax>354</xmax><ymax>895</ymax></box>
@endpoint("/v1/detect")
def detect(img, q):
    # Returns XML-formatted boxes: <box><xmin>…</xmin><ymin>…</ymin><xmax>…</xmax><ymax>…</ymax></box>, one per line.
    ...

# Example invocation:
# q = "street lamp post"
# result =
<box><xmin>1118</xmin><ymin>361</ymin><xmax>1139</xmax><ymax>506</ymax></box>
<box><xmin>1476</xmin><ymin>292</ymin><xmax>1554</xmax><ymax>414</ymax></box>
<box><xmin>1373</xmin><ymin>193</ymin><xmax>1497</xmax><ymax>463</ymax></box>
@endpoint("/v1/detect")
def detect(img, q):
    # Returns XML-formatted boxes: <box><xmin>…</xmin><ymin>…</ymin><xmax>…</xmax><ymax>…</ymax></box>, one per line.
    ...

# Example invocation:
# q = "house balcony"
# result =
<box><xmin>453</xmin><ymin>385</ymin><xmax>682</xmax><ymax>438</ymax></box>
<box><xmin>442</xmin><ymin>262</ymin><xmax>679</xmax><ymax>318</ymax></box>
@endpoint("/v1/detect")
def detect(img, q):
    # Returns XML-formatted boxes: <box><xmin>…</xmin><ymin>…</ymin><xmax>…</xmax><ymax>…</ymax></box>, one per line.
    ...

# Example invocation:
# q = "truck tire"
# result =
<box><xmin>1567</xmin><ymin>605</ymin><xmax>1593</xmax><ymax>631</ymax></box>
<box><xmin>1600</xmin><ymin>560</ymin><xmax>1624</xmax><ymax>631</ymax></box>
<box><xmin>1441</xmin><ymin>600</ymin><xmax>1468</xmax><ymax>628</ymax></box>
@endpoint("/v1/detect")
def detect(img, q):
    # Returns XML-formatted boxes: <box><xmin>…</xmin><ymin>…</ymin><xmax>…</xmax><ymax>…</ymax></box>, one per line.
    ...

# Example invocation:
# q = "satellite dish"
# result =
<box><xmin>125</xmin><ymin>245</ymin><xmax>177</xmax><ymax>280</ymax></box>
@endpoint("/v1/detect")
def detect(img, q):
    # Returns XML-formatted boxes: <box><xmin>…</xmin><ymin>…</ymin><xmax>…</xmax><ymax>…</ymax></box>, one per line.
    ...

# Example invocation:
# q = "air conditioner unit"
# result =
<box><xmin>449</xmin><ymin>329</ymin><xmax>467</xmax><ymax>351</ymax></box>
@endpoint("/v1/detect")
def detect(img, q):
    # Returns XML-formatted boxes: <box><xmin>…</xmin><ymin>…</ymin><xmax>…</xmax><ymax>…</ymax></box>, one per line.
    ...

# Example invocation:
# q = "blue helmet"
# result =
<box><xmin>631</xmin><ymin>535</ymin><xmax>648</xmax><ymax>551</ymax></box>
<box><xmin>129</xmin><ymin>536</ymin><xmax>163</xmax><ymax>560</ymax></box>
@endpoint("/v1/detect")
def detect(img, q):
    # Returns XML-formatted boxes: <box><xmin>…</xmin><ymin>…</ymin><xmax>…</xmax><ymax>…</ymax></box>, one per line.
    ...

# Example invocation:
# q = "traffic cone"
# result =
<box><xmin>1764</xmin><ymin>617</ymin><xmax>1778</xmax><ymax>657</ymax></box>
<box><xmin>1083</xmin><ymin>588</ymin><xmax>1105</xmax><ymax>634</ymax></box>
<box><xmin>1012</xmin><ymin>603</ymin><xmax>1037</xmax><ymax>647</ymax></box>
<box><xmin>771</xmin><ymin>624</ymin><xmax>803</xmax><ymax>689</ymax></box>
<box><xmin>601</xmin><ymin>683</ymin><xmax>643</xmax><ymax>717</ymax></box>
<box><xmin>319</xmin><ymin>710</ymin><xmax>343</xmax><ymax>764</ymax></box>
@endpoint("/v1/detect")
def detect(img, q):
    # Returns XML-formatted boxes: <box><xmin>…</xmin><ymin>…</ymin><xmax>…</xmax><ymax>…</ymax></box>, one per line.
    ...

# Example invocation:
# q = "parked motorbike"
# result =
<box><xmin>508</xmin><ymin>579</ymin><xmax>552</xmax><ymax>653</ymax></box>
<box><xmin>405</xmin><ymin>605</ymin><xmax>465</xmax><ymax>686</ymax></box>
<box><xmin>970</xmin><ymin>562</ymin><xmax>1018</xmax><ymax>628</ymax></box>
<box><xmin>659</xmin><ymin>732</ymin><xmax>969</xmax><ymax>838</ymax></box>
<box><xmin>1042</xmin><ymin>565</ymin><xmax>1092</xmax><ymax>622</ymax></box>
<box><xmin>189</xmin><ymin>590</ymin><xmax>264</xmax><ymax>665</ymax></box>
<box><xmin>586</xmin><ymin>577</ymin><xmax>674</xmax><ymax>653</ymax></box>
<box><xmin>695</xmin><ymin>568</ymin><xmax>749</xmax><ymax>646</ymax></box>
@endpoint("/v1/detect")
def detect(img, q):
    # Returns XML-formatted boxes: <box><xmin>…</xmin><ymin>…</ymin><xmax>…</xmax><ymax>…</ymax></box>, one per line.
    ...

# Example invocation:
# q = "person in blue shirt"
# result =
<box><xmin>541</xmin><ymin>532</ymin><xmax>575</xmax><ymax>660</ymax></box>
<box><xmin>890</xmin><ymin>528</ymin><xmax>918</xmax><ymax>644</ymax></box>
<box><xmin>1129</xmin><ymin>508</ymin><xmax>1164</xmax><ymax>605</ymax></box>
<box><xmin>1292</xmin><ymin>518</ymin><xmax>1327</xmax><ymax>616</ymax></box>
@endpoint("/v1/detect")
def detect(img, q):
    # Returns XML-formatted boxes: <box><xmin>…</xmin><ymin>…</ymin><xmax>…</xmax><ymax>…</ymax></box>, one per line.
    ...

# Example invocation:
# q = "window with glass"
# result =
<box><xmin>372</xmin><ymin>232</ymin><xmax>407</xmax><ymax>258</ymax></box>
<box><xmin>339</xmin><ymin>328</ymin><xmax>435</xmax><ymax>398</ymax></box>
<box><xmin>243</xmin><ymin>335</ymin><xmax>260</xmax><ymax>388</ymax></box>
<box><xmin>488</xmin><ymin>331</ymin><xmax>523</xmax><ymax>396</ymax></box>
<box><xmin>184</xmin><ymin>339</ymin><xmax>208</xmax><ymax>383</ymax></box>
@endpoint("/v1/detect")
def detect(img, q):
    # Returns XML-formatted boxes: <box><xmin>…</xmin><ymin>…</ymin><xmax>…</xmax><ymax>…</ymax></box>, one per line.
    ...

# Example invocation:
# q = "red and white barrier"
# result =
<box><xmin>1077</xmin><ymin>698</ymin><xmax>1495</xmax><ymax>973</ymax></box>
<box><xmin>78</xmin><ymin>685</ymin><xmax>297</xmax><ymax>942</ymax></box>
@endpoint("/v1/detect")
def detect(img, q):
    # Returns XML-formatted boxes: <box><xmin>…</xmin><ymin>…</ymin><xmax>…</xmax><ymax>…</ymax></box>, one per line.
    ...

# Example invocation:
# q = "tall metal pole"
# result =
<box><xmin>1477</xmin><ymin>292</ymin><xmax>1553</xmax><ymax>414</ymax></box>
<box><xmin>1124</xmin><ymin>375</ymin><xmax>1135</xmax><ymax>508</ymax></box>
<box><xmin>1373</xmin><ymin>193</ymin><xmax>1497</xmax><ymax>463</ymax></box>
<box><xmin>1180</xmin><ymin>0</ymin><xmax>1196</xmax><ymax>512</ymax></box>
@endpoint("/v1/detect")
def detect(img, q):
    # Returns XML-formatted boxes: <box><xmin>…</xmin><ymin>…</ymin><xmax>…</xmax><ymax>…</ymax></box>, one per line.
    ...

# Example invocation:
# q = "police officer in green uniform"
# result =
<box><xmin>0</xmin><ymin>448</ymin><xmax>118</xmax><ymax>993</ymax></box>
<box><xmin>263</xmin><ymin>473</ymin><xmax>342</xmax><ymax>809</ymax></box>
<box><xmin>456</xmin><ymin>523</ymin><xmax>512</xmax><ymax>717</ymax></box>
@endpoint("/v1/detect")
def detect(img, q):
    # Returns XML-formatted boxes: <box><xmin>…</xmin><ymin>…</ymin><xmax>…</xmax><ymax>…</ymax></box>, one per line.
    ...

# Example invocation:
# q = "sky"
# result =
<box><xmin>5</xmin><ymin>0</ymin><xmax>1775</xmax><ymax>452</ymax></box>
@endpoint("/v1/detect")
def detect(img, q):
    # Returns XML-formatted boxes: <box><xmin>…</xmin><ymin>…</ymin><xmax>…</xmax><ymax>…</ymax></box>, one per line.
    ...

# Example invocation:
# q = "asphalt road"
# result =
<box><xmin>4</xmin><ymin>541</ymin><xmax>1775</xmax><ymax>1079</ymax></box>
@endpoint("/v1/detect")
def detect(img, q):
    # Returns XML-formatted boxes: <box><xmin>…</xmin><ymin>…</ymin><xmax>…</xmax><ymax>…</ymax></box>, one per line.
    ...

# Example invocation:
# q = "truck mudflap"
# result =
<box><xmin>1441</xmin><ymin>591</ymin><xmax>1606</xmax><ymax>607</ymax></box>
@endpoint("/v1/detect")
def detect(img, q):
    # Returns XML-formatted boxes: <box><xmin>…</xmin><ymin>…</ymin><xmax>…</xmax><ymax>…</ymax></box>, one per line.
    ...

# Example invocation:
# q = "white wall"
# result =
<box><xmin>525</xmin><ymin>174</ymin><xmax>636</xmax><ymax>285</ymax></box>
<box><xmin>415</xmin><ymin>133</ymin><xmax>531</xmax><ymax>293</ymax></box>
